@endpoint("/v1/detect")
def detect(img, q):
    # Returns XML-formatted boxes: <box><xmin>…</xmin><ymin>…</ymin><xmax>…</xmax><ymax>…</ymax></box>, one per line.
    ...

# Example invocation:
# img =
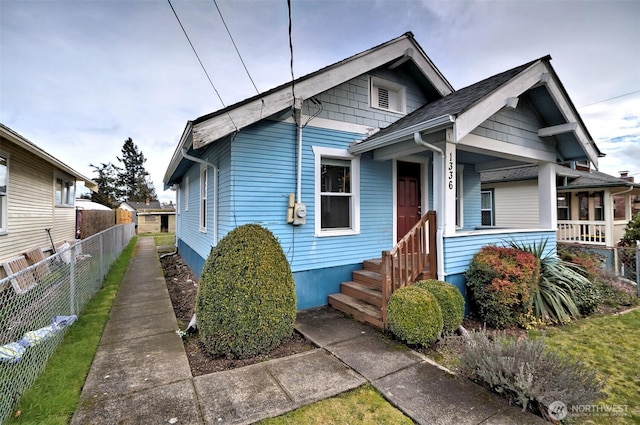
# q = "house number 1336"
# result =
<box><xmin>448</xmin><ymin>153</ymin><xmax>454</xmax><ymax>190</ymax></box>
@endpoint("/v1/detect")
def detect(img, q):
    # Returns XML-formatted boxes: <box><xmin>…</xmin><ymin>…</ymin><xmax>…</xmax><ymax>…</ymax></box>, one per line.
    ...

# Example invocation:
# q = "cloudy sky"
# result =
<box><xmin>1</xmin><ymin>0</ymin><xmax>639</xmax><ymax>204</ymax></box>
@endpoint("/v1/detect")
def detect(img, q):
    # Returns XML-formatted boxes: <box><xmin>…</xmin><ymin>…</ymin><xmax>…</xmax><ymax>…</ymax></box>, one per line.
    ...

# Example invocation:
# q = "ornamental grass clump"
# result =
<box><xmin>196</xmin><ymin>224</ymin><xmax>297</xmax><ymax>359</ymax></box>
<box><xmin>460</xmin><ymin>330</ymin><xmax>604</xmax><ymax>418</ymax></box>
<box><xmin>414</xmin><ymin>279</ymin><xmax>464</xmax><ymax>335</ymax></box>
<box><xmin>387</xmin><ymin>285</ymin><xmax>443</xmax><ymax>347</ymax></box>
<box><xmin>466</xmin><ymin>246</ymin><xmax>539</xmax><ymax>328</ymax></box>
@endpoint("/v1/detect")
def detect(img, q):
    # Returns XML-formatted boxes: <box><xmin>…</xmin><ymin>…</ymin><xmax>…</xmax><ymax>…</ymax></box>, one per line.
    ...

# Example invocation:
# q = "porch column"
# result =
<box><xmin>443</xmin><ymin>141</ymin><xmax>457</xmax><ymax>236</ymax></box>
<box><xmin>604</xmin><ymin>189</ymin><xmax>613</xmax><ymax>247</ymax></box>
<box><xmin>538</xmin><ymin>162</ymin><xmax>556</xmax><ymax>229</ymax></box>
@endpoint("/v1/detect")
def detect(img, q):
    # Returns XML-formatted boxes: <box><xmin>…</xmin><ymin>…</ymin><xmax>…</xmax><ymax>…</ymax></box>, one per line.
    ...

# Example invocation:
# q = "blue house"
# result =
<box><xmin>163</xmin><ymin>33</ymin><xmax>601</xmax><ymax>328</ymax></box>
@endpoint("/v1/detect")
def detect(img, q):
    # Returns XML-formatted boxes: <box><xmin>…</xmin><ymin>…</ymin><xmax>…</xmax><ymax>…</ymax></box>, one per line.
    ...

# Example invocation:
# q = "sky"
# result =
<box><xmin>1</xmin><ymin>0</ymin><xmax>639</xmax><ymax>204</ymax></box>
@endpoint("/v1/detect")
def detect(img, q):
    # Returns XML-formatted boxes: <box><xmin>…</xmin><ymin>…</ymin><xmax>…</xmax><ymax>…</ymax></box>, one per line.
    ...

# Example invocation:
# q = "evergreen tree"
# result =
<box><xmin>116</xmin><ymin>137</ymin><xmax>157</xmax><ymax>202</ymax></box>
<box><xmin>89</xmin><ymin>162</ymin><xmax>122</xmax><ymax>208</ymax></box>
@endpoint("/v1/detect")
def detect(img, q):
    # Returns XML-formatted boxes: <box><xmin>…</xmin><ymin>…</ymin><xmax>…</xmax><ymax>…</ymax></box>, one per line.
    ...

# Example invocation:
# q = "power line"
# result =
<box><xmin>167</xmin><ymin>0</ymin><xmax>237</xmax><ymax>131</ymax></box>
<box><xmin>579</xmin><ymin>89</ymin><xmax>640</xmax><ymax>108</ymax></box>
<box><xmin>211</xmin><ymin>0</ymin><xmax>260</xmax><ymax>95</ymax></box>
<box><xmin>287</xmin><ymin>0</ymin><xmax>296</xmax><ymax>102</ymax></box>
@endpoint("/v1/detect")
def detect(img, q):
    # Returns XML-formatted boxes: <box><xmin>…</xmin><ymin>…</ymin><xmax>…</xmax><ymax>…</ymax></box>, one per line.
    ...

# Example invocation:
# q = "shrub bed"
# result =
<box><xmin>387</xmin><ymin>286</ymin><xmax>443</xmax><ymax>347</ymax></box>
<box><xmin>415</xmin><ymin>280</ymin><xmax>464</xmax><ymax>335</ymax></box>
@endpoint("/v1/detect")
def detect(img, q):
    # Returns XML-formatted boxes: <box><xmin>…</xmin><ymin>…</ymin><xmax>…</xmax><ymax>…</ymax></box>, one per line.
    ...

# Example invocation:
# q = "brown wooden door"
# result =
<box><xmin>397</xmin><ymin>162</ymin><xmax>421</xmax><ymax>242</ymax></box>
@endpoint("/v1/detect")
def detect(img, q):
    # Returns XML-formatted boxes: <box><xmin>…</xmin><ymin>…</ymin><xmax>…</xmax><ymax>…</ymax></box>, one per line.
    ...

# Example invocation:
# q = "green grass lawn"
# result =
<box><xmin>532</xmin><ymin>307</ymin><xmax>640</xmax><ymax>424</ymax></box>
<box><xmin>256</xmin><ymin>385</ymin><xmax>412</xmax><ymax>425</ymax></box>
<box><xmin>5</xmin><ymin>237</ymin><xmax>138</xmax><ymax>425</ymax></box>
<box><xmin>147</xmin><ymin>232</ymin><xmax>175</xmax><ymax>247</ymax></box>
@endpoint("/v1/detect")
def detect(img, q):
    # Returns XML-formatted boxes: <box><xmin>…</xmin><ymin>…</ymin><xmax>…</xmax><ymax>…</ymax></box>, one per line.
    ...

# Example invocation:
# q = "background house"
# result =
<box><xmin>117</xmin><ymin>200</ymin><xmax>175</xmax><ymax>234</ymax></box>
<box><xmin>164</xmin><ymin>33</ymin><xmax>601</xmax><ymax>327</ymax></box>
<box><xmin>0</xmin><ymin>124</ymin><xmax>97</xmax><ymax>268</ymax></box>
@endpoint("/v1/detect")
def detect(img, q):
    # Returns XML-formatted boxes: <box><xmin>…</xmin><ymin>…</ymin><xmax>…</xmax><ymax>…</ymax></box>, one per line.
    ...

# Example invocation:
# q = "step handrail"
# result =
<box><xmin>380</xmin><ymin>210</ymin><xmax>437</xmax><ymax>328</ymax></box>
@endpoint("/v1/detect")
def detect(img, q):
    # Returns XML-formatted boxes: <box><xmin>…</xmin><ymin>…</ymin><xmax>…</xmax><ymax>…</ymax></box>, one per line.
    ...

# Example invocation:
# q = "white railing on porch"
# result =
<box><xmin>557</xmin><ymin>220</ymin><xmax>607</xmax><ymax>246</ymax></box>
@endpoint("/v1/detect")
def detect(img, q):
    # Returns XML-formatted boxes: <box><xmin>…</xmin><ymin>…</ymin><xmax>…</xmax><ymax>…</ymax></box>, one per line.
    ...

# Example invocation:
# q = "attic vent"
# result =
<box><xmin>370</xmin><ymin>76</ymin><xmax>406</xmax><ymax>114</ymax></box>
<box><xmin>377</xmin><ymin>87</ymin><xmax>390</xmax><ymax>109</ymax></box>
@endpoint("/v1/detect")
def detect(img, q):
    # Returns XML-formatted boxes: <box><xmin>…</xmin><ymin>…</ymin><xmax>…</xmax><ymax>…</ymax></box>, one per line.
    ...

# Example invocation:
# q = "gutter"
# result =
<box><xmin>181</xmin><ymin>147</ymin><xmax>217</xmax><ymax>169</ymax></box>
<box><xmin>414</xmin><ymin>132</ymin><xmax>445</xmax><ymax>281</ymax></box>
<box><xmin>350</xmin><ymin>114</ymin><xmax>455</xmax><ymax>155</ymax></box>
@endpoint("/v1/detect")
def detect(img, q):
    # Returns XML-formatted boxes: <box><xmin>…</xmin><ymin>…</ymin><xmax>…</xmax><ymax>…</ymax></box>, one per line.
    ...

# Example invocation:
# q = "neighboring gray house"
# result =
<box><xmin>481</xmin><ymin>164</ymin><xmax>640</xmax><ymax>248</ymax></box>
<box><xmin>118</xmin><ymin>200</ymin><xmax>175</xmax><ymax>234</ymax></box>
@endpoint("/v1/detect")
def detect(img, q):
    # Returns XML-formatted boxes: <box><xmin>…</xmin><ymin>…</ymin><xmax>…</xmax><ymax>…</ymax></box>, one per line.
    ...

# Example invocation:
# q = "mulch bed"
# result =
<box><xmin>160</xmin><ymin>253</ymin><xmax>315</xmax><ymax>377</ymax></box>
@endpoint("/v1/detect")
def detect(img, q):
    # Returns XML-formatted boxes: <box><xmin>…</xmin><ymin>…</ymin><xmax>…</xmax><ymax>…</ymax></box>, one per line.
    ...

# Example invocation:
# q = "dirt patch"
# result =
<box><xmin>160</xmin><ymin>253</ymin><xmax>315</xmax><ymax>377</ymax></box>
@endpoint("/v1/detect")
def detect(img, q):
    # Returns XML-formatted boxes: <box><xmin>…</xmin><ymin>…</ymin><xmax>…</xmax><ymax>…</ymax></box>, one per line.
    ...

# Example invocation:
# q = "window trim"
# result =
<box><xmin>0</xmin><ymin>151</ymin><xmax>8</xmax><ymax>234</ymax></box>
<box><xmin>184</xmin><ymin>176</ymin><xmax>189</xmax><ymax>212</ymax></box>
<box><xmin>199</xmin><ymin>165</ymin><xmax>207</xmax><ymax>233</ymax></box>
<box><xmin>54</xmin><ymin>173</ymin><xmax>75</xmax><ymax>207</ymax></box>
<box><xmin>480</xmin><ymin>189</ymin><xmax>495</xmax><ymax>226</ymax></box>
<box><xmin>456</xmin><ymin>165</ymin><xmax>464</xmax><ymax>229</ymax></box>
<box><xmin>370</xmin><ymin>76</ymin><xmax>406</xmax><ymax>114</ymax></box>
<box><xmin>313</xmin><ymin>146</ymin><xmax>360</xmax><ymax>237</ymax></box>
<box><xmin>557</xmin><ymin>192</ymin><xmax>571</xmax><ymax>220</ymax></box>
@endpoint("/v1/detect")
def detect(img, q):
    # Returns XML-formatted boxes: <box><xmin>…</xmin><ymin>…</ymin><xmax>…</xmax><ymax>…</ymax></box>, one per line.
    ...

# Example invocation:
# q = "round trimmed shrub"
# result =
<box><xmin>195</xmin><ymin>224</ymin><xmax>297</xmax><ymax>359</ymax></box>
<box><xmin>387</xmin><ymin>285</ymin><xmax>443</xmax><ymax>346</ymax></box>
<box><xmin>466</xmin><ymin>246</ymin><xmax>539</xmax><ymax>329</ymax></box>
<box><xmin>415</xmin><ymin>279</ymin><xmax>464</xmax><ymax>335</ymax></box>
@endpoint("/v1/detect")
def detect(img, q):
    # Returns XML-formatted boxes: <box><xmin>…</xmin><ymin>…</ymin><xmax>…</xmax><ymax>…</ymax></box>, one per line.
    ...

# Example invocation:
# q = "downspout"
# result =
<box><xmin>414</xmin><ymin>132</ymin><xmax>445</xmax><ymax>281</ymax></box>
<box><xmin>294</xmin><ymin>99</ymin><xmax>303</xmax><ymax>203</ymax></box>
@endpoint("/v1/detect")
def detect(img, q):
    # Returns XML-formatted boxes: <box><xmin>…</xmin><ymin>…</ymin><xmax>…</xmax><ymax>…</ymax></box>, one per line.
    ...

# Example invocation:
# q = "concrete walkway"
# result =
<box><xmin>72</xmin><ymin>237</ymin><xmax>545</xmax><ymax>425</ymax></box>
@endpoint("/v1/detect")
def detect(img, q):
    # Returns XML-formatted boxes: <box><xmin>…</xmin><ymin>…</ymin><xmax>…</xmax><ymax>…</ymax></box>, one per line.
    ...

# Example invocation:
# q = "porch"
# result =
<box><xmin>557</xmin><ymin>220</ymin><xmax>629</xmax><ymax>247</ymax></box>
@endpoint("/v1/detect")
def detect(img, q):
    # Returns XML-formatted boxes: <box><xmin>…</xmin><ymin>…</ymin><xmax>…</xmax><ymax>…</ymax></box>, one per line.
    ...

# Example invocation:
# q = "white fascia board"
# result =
<box><xmin>459</xmin><ymin>133</ymin><xmax>556</xmax><ymax>163</ymax></box>
<box><xmin>163</xmin><ymin>121</ymin><xmax>193</xmax><ymax>187</ymax></box>
<box><xmin>455</xmin><ymin>61</ymin><xmax>548</xmax><ymax>142</ymax></box>
<box><xmin>349</xmin><ymin>114</ymin><xmax>454</xmax><ymax>155</ymax></box>
<box><xmin>192</xmin><ymin>36</ymin><xmax>453</xmax><ymax>149</ymax></box>
<box><xmin>0</xmin><ymin>124</ymin><xmax>98</xmax><ymax>191</ymax></box>
<box><xmin>543</xmin><ymin>76</ymin><xmax>599</xmax><ymax>168</ymax></box>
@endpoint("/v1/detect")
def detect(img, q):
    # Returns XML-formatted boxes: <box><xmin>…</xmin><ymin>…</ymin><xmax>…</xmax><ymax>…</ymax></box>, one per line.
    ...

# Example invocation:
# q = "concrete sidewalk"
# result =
<box><xmin>72</xmin><ymin>236</ymin><xmax>544</xmax><ymax>425</ymax></box>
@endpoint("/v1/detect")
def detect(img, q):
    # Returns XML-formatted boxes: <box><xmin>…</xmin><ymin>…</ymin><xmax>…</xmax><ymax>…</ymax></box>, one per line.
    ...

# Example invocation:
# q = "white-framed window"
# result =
<box><xmin>199</xmin><ymin>166</ymin><xmax>207</xmax><ymax>232</ymax></box>
<box><xmin>184</xmin><ymin>176</ymin><xmax>189</xmax><ymax>211</ymax></box>
<box><xmin>176</xmin><ymin>185</ymin><xmax>180</xmax><ymax>215</ymax></box>
<box><xmin>55</xmin><ymin>174</ymin><xmax>75</xmax><ymax>207</ymax></box>
<box><xmin>0</xmin><ymin>153</ymin><xmax>8</xmax><ymax>234</ymax></box>
<box><xmin>313</xmin><ymin>146</ymin><xmax>360</xmax><ymax>236</ymax></box>
<box><xmin>557</xmin><ymin>192</ymin><xmax>571</xmax><ymax>220</ymax></box>
<box><xmin>370</xmin><ymin>76</ymin><xmax>406</xmax><ymax>114</ymax></box>
<box><xmin>481</xmin><ymin>189</ymin><xmax>494</xmax><ymax>226</ymax></box>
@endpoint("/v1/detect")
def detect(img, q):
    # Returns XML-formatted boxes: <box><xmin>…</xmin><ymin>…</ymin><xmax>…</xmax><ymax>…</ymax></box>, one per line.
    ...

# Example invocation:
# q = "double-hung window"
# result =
<box><xmin>184</xmin><ymin>176</ymin><xmax>189</xmax><ymax>211</ymax></box>
<box><xmin>480</xmin><ymin>189</ymin><xmax>494</xmax><ymax>226</ymax></box>
<box><xmin>0</xmin><ymin>154</ymin><xmax>8</xmax><ymax>233</ymax></box>
<box><xmin>557</xmin><ymin>193</ymin><xmax>571</xmax><ymax>220</ymax></box>
<box><xmin>55</xmin><ymin>174</ymin><xmax>75</xmax><ymax>207</ymax></box>
<box><xmin>314</xmin><ymin>147</ymin><xmax>360</xmax><ymax>236</ymax></box>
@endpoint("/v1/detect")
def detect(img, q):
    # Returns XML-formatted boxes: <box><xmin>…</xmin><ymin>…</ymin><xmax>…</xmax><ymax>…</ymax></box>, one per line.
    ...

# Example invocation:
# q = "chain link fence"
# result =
<box><xmin>613</xmin><ymin>245</ymin><xmax>640</xmax><ymax>295</ymax></box>
<box><xmin>0</xmin><ymin>223</ymin><xmax>135</xmax><ymax>423</ymax></box>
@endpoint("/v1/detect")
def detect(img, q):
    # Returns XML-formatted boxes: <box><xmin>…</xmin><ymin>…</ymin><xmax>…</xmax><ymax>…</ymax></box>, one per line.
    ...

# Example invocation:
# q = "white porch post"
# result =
<box><xmin>538</xmin><ymin>162</ymin><xmax>556</xmax><ymax>229</ymax></box>
<box><xmin>443</xmin><ymin>140</ymin><xmax>457</xmax><ymax>236</ymax></box>
<box><xmin>604</xmin><ymin>189</ymin><xmax>613</xmax><ymax>247</ymax></box>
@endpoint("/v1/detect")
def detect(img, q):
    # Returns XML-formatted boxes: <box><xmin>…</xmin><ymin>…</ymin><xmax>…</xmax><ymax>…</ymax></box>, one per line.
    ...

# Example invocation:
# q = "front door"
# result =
<box><xmin>397</xmin><ymin>161</ymin><xmax>421</xmax><ymax>242</ymax></box>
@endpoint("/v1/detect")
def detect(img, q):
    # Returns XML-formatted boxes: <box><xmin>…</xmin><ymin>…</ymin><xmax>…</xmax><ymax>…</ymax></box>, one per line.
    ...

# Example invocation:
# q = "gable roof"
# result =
<box><xmin>119</xmin><ymin>200</ymin><xmax>164</xmax><ymax>211</ymax></box>
<box><xmin>164</xmin><ymin>33</ymin><xmax>454</xmax><ymax>186</ymax></box>
<box><xmin>350</xmin><ymin>56</ymin><xmax>602</xmax><ymax>167</ymax></box>
<box><xmin>0</xmin><ymin>123</ymin><xmax>97</xmax><ymax>191</ymax></box>
<box><xmin>481</xmin><ymin>165</ymin><xmax>640</xmax><ymax>190</ymax></box>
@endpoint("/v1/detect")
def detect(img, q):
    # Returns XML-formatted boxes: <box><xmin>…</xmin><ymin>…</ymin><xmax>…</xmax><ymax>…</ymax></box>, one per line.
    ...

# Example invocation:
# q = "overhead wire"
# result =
<box><xmin>211</xmin><ymin>0</ymin><xmax>260</xmax><ymax>95</ymax></box>
<box><xmin>287</xmin><ymin>0</ymin><xmax>296</xmax><ymax>104</ymax></box>
<box><xmin>579</xmin><ymin>89</ymin><xmax>640</xmax><ymax>108</ymax></box>
<box><xmin>167</xmin><ymin>0</ymin><xmax>238</xmax><ymax>131</ymax></box>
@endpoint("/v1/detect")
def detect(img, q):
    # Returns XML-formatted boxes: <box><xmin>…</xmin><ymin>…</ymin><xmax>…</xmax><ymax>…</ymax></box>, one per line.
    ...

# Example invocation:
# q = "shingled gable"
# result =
<box><xmin>188</xmin><ymin>32</ymin><xmax>454</xmax><ymax>150</ymax></box>
<box><xmin>350</xmin><ymin>56</ymin><xmax>601</xmax><ymax>168</ymax></box>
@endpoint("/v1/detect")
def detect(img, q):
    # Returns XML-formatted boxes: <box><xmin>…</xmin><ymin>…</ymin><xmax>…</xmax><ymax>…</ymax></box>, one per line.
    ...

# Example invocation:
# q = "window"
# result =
<box><xmin>557</xmin><ymin>193</ymin><xmax>571</xmax><ymax>220</ymax></box>
<box><xmin>184</xmin><ymin>176</ymin><xmax>189</xmax><ymax>211</ymax></box>
<box><xmin>481</xmin><ymin>189</ymin><xmax>494</xmax><ymax>226</ymax></box>
<box><xmin>593</xmin><ymin>192</ymin><xmax>604</xmax><ymax>221</ymax></box>
<box><xmin>578</xmin><ymin>192</ymin><xmax>589</xmax><ymax>220</ymax></box>
<box><xmin>55</xmin><ymin>175</ymin><xmax>75</xmax><ymax>206</ymax></box>
<box><xmin>613</xmin><ymin>195</ymin><xmax>626</xmax><ymax>220</ymax></box>
<box><xmin>370</xmin><ymin>77</ymin><xmax>406</xmax><ymax>114</ymax></box>
<box><xmin>0</xmin><ymin>154</ymin><xmax>7</xmax><ymax>233</ymax></box>
<box><xmin>314</xmin><ymin>147</ymin><xmax>360</xmax><ymax>236</ymax></box>
<box><xmin>144</xmin><ymin>215</ymin><xmax>157</xmax><ymax>222</ymax></box>
<box><xmin>199</xmin><ymin>166</ymin><xmax>207</xmax><ymax>232</ymax></box>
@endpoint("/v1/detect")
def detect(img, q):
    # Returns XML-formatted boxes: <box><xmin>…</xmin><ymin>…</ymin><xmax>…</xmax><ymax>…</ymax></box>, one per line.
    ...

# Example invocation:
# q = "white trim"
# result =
<box><xmin>184</xmin><ymin>176</ymin><xmax>189</xmax><ymax>212</ymax></box>
<box><xmin>280</xmin><ymin>115</ymin><xmax>373</xmax><ymax>135</ymax></box>
<box><xmin>0</xmin><ymin>151</ymin><xmax>8</xmax><ymax>234</ymax></box>
<box><xmin>313</xmin><ymin>146</ymin><xmax>360</xmax><ymax>237</ymax></box>
<box><xmin>538</xmin><ymin>122</ymin><xmax>578</xmax><ymax>137</ymax></box>
<box><xmin>370</xmin><ymin>76</ymin><xmax>406</xmax><ymax>114</ymax></box>
<box><xmin>393</xmin><ymin>156</ymin><xmax>429</xmax><ymax>243</ymax></box>
<box><xmin>459</xmin><ymin>133</ymin><xmax>556</xmax><ymax>163</ymax></box>
<box><xmin>456</xmin><ymin>164</ymin><xmax>464</xmax><ymax>229</ymax></box>
<box><xmin>199</xmin><ymin>165</ymin><xmax>207</xmax><ymax>233</ymax></box>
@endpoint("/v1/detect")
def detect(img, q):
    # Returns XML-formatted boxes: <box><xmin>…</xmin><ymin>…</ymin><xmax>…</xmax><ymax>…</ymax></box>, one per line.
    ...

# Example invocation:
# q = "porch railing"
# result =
<box><xmin>557</xmin><ymin>220</ymin><xmax>607</xmax><ymax>246</ymax></box>
<box><xmin>380</xmin><ymin>210</ymin><xmax>437</xmax><ymax>327</ymax></box>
